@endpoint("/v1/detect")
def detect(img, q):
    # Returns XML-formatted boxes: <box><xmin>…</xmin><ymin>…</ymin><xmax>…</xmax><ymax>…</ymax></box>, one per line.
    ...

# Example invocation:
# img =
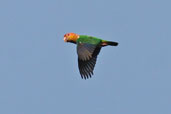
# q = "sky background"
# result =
<box><xmin>0</xmin><ymin>0</ymin><xmax>171</xmax><ymax>114</ymax></box>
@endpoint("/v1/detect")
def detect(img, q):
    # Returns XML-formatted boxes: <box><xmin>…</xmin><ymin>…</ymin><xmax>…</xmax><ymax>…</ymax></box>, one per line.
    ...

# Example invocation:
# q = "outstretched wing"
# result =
<box><xmin>77</xmin><ymin>43</ymin><xmax>101</xmax><ymax>79</ymax></box>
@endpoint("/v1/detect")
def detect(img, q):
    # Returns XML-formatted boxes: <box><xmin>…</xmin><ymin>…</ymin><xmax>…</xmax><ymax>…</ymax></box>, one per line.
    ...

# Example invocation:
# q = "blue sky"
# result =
<box><xmin>0</xmin><ymin>0</ymin><xmax>171</xmax><ymax>114</ymax></box>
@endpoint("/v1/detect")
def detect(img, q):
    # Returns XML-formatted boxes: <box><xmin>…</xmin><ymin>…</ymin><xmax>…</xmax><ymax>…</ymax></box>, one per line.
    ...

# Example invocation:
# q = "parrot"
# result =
<box><xmin>63</xmin><ymin>33</ymin><xmax>118</xmax><ymax>79</ymax></box>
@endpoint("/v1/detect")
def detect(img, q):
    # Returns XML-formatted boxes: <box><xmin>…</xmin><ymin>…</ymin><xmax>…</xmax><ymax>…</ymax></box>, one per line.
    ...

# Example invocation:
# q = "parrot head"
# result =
<box><xmin>63</xmin><ymin>33</ymin><xmax>79</xmax><ymax>43</ymax></box>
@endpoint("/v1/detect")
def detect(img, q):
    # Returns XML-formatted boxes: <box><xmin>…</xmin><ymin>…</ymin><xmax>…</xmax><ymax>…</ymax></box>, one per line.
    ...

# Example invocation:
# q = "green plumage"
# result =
<box><xmin>76</xmin><ymin>35</ymin><xmax>102</xmax><ymax>45</ymax></box>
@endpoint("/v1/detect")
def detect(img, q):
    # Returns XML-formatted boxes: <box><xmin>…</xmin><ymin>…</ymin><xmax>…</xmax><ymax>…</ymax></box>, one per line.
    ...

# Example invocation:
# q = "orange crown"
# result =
<box><xmin>63</xmin><ymin>33</ymin><xmax>79</xmax><ymax>42</ymax></box>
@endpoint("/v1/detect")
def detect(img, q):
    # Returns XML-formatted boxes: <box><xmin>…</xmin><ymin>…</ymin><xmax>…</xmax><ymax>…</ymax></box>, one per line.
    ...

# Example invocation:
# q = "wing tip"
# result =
<box><xmin>80</xmin><ymin>72</ymin><xmax>93</xmax><ymax>80</ymax></box>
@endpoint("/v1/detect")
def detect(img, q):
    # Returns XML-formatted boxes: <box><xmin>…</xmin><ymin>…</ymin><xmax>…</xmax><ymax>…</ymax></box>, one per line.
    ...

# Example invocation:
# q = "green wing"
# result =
<box><xmin>77</xmin><ymin>36</ymin><xmax>102</xmax><ymax>79</ymax></box>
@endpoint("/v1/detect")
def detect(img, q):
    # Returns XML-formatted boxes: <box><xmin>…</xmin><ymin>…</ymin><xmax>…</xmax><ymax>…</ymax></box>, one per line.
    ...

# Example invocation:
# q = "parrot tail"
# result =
<box><xmin>101</xmin><ymin>41</ymin><xmax>118</xmax><ymax>46</ymax></box>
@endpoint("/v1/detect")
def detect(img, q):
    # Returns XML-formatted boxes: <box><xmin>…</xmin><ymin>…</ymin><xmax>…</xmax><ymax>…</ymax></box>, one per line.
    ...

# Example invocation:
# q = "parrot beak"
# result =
<box><xmin>64</xmin><ymin>37</ymin><xmax>67</xmax><ymax>42</ymax></box>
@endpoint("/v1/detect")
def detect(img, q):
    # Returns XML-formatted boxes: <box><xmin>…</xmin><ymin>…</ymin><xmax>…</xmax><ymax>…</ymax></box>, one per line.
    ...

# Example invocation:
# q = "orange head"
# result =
<box><xmin>63</xmin><ymin>33</ymin><xmax>79</xmax><ymax>43</ymax></box>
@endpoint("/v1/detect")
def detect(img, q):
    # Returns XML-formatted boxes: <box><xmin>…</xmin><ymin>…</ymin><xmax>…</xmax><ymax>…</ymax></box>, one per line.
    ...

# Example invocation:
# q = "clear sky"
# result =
<box><xmin>0</xmin><ymin>0</ymin><xmax>171</xmax><ymax>114</ymax></box>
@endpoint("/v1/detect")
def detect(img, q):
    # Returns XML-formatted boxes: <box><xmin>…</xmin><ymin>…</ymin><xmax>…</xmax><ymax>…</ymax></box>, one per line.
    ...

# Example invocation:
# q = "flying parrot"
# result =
<box><xmin>63</xmin><ymin>33</ymin><xmax>118</xmax><ymax>79</ymax></box>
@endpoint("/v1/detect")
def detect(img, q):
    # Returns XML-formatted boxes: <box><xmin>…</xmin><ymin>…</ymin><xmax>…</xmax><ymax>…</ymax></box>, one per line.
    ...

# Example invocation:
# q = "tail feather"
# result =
<box><xmin>107</xmin><ymin>41</ymin><xmax>118</xmax><ymax>46</ymax></box>
<box><xmin>102</xmin><ymin>41</ymin><xmax>118</xmax><ymax>46</ymax></box>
